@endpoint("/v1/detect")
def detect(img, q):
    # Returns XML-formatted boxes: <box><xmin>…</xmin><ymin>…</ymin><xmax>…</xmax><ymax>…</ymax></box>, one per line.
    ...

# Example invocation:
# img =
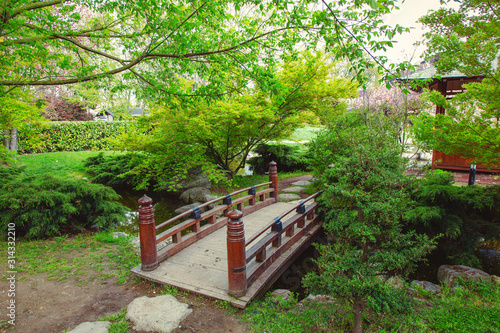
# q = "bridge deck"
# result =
<box><xmin>131</xmin><ymin>201</ymin><xmax>322</xmax><ymax>308</ymax></box>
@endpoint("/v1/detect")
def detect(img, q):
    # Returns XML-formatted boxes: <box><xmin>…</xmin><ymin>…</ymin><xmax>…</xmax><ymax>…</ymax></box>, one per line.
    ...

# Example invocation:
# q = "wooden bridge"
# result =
<box><xmin>131</xmin><ymin>162</ymin><xmax>324</xmax><ymax>308</ymax></box>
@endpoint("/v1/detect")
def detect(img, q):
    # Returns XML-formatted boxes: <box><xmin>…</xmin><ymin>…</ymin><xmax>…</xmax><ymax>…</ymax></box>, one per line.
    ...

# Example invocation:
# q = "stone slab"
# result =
<box><xmin>69</xmin><ymin>321</ymin><xmax>111</xmax><ymax>333</ymax></box>
<box><xmin>281</xmin><ymin>186</ymin><xmax>307</xmax><ymax>193</ymax></box>
<box><xmin>126</xmin><ymin>295</ymin><xmax>192</xmax><ymax>333</ymax></box>
<box><xmin>290</xmin><ymin>180</ymin><xmax>311</xmax><ymax>186</ymax></box>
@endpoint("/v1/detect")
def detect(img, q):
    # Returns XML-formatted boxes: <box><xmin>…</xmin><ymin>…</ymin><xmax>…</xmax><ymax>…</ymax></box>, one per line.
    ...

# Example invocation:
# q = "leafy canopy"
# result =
<box><xmin>115</xmin><ymin>52</ymin><xmax>358</xmax><ymax>189</ymax></box>
<box><xmin>414</xmin><ymin>0</ymin><xmax>500</xmax><ymax>166</ymax></box>
<box><xmin>1</xmin><ymin>0</ymin><xmax>408</xmax><ymax>100</ymax></box>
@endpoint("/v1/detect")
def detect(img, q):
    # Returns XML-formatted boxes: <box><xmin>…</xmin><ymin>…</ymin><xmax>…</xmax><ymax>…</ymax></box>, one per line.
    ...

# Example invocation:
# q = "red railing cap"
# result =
<box><xmin>138</xmin><ymin>194</ymin><xmax>153</xmax><ymax>205</ymax></box>
<box><xmin>227</xmin><ymin>209</ymin><xmax>243</xmax><ymax>220</ymax></box>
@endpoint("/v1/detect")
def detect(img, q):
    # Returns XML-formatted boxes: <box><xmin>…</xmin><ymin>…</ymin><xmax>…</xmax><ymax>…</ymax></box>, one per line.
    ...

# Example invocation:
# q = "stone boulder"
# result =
<box><xmin>408</xmin><ymin>280</ymin><xmax>441</xmax><ymax>295</ymax></box>
<box><xmin>437</xmin><ymin>265</ymin><xmax>490</xmax><ymax>287</ymax></box>
<box><xmin>270</xmin><ymin>289</ymin><xmax>292</xmax><ymax>302</ymax></box>
<box><xmin>180</xmin><ymin>187</ymin><xmax>212</xmax><ymax>204</ymax></box>
<box><xmin>169</xmin><ymin>167</ymin><xmax>211</xmax><ymax>194</ymax></box>
<box><xmin>126</xmin><ymin>295</ymin><xmax>192</xmax><ymax>333</ymax></box>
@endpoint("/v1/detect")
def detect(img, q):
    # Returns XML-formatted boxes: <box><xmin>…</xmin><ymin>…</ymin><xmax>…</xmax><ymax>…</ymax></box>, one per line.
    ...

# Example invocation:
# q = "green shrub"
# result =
<box><xmin>247</xmin><ymin>143</ymin><xmax>311</xmax><ymax>174</ymax></box>
<box><xmin>83</xmin><ymin>152</ymin><xmax>151</xmax><ymax>190</ymax></box>
<box><xmin>18</xmin><ymin>121</ymin><xmax>132</xmax><ymax>154</ymax></box>
<box><xmin>0</xmin><ymin>166</ymin><xmax>127</xmax><ymax>238</ymax></box>
<box><xmin>405</xmin><ymin>170</ymin><xmax>500</xmax><ymax>266</ymax></box>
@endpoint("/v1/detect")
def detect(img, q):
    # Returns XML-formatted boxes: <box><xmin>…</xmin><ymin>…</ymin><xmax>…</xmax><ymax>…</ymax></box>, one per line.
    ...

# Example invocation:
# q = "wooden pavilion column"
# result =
<box><xmin>138</xmin><ymin>195</ymin><xmax>158</xmax><ymax>271</ymax></box>
<box><xmin>269</xmin><ymin>161</ymin><xmax>278</xmax><ymax>201</ymax></box>
<box><xmin>226</xmin><ymin>209</ymin><xmax>247</xmax><ymax>297</ymax></box>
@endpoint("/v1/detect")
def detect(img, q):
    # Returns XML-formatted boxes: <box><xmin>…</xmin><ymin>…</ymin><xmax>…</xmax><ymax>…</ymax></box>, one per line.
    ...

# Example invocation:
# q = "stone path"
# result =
<box><xmin>278</xmin><ymin>179</ymin><xmax>312</xmax><ymax>203</ymax></box>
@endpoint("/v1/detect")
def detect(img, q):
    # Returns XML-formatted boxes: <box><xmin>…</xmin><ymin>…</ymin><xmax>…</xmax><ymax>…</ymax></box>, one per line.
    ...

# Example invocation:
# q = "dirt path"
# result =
<box><xmin>1</xmin><ymin>270</ymin><xmax>251</xmax><ymax>333</ymax></box>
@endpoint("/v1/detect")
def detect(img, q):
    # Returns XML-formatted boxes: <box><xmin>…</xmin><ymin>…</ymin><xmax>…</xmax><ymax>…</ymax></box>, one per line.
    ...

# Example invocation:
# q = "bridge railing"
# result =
<box><xmin>226</xmin><ymin>190</ymin><xmax>324</xmax><ymax>298</ymax></box>
<box><xmin>137</xmin><ymin>162</ymin><xmax>279</xmax><ymax>271</ymax></box>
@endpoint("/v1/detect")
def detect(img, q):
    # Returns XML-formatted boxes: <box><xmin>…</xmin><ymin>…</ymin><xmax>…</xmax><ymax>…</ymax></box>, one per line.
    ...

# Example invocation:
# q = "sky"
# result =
<box><xmin>380</xmin><ymin>0</ymin><xmax>460</xmax><ymax>64</ymax></box>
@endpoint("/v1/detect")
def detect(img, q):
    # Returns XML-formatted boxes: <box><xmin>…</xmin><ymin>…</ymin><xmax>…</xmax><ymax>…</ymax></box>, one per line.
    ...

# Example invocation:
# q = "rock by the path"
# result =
<box><xmin>69</xmin><ymin>321</ymin><xmax>111</xmax><ymax>333</ymax></box>
<box><xmin>302</xmin><ymin>294</ymin><xmax>336</xmax><ymax>304</ymax></box>
<box><xmin>180</xmin><ymin>187</ymin><xmax>212</xmax><ymax>204</ymax></box>
<box><xmin>437</xmin><ymin>265</ymin><xmax>490</xmax><ymax>286</ymax></box>
<box><xmin>281</xmin><ymin>186</ymin><xmax>307</xmax><ymax>193</ymax></box>
<box><xmin>278</xmin><ymin>193</ymin><xmax>301</xmax><ymax>202</ymax></box>
<box><xmin>409</xmin><ymin>280</ymin><xmax>442</xmax><ymax>294</ymax></box>
<box><xmin>112</xmin><ymin>232</ymin><xmax>129</xmax><ymax>239</ymax></box>
<box><xmin>270</xmin><ymin>289</ymin><xmax>292</xmax><ymax>302</ymax></box>
<box><xmin>126</xmin><ymin>295</ymin><xmax>192</xmax><ymax>333</ymax></box>
<box><xmin>291</xmin><ymin>180</ymin><xmax>311</xmax><ymax>186</ymax></box>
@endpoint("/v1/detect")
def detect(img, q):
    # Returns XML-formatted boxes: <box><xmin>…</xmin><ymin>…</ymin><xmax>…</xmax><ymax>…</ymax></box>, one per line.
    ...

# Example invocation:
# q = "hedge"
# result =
<box><xmin>18</xmin><ymin>121</ymin><xmax>132</xmax><ymax>154</ymax></box>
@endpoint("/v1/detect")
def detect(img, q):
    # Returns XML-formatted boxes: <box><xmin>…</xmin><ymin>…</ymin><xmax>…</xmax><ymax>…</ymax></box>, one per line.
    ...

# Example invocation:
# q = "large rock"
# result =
<box><xmin>126</xmin><ymin>295</ymin><xmax>192</xmax><ymax>333</ymax></box>
<box><xmin>180</xmin><ymin>187</ymin><xmax>212</xmax><ymax>204</ymax></box>
<box><xmin>170</xmin><ymin>167</ymin><xmax>211</xmax><ymax>194</ymax></box>
<box><xmin>69</xmin><ymin>321</ymin><xmax>111</xmax><ymax>333</ymax></box>
<box><xmin>437</xmin><ymin>265</ymin><xmax>490</xmax><ymax>286</ymax></box>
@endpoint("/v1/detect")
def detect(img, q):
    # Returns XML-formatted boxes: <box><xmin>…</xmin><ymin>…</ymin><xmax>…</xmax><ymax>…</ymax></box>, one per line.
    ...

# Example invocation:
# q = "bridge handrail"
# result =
<box><xmin>245</xmin><ymin>190</ymin><xmax>324</xmax><ymax>247</ymax></box>
<box><xmin>155</xmin><ymin>181</ymin><xmax>273</xmax><ymax>232</ymax></box>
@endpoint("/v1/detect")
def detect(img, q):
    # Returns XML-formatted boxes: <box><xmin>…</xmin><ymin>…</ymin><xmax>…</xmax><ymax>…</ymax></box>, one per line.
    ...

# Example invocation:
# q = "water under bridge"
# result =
<box><xmin>131</xmin><ymin>162</ymin><xmax>324</xmax><ymax>308</ymax></box>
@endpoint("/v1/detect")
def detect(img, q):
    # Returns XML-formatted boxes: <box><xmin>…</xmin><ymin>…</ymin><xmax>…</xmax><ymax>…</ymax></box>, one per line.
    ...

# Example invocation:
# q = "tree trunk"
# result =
<box><xmin>3</xmin><ymin>129</ymin><xmax>10</xmax><ymax>149</ymax></box>
<box><xmin>10</xmin><ymin>127</ymin><xmax>18</xmax><ymax>153</ymax></box>
<box><xmin>353</xmin><ymin>298</ymin><xmax>363</xmax><ymax>333</ymax></box>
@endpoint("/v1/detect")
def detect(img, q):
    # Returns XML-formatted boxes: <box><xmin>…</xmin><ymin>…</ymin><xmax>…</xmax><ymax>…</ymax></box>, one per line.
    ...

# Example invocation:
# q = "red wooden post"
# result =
<box><xmin>269</xmin><ymin>161</ymin><xmax>278</xmax><ymax>201</ymax></box>
<box><xmin>138</xmin><ymin>195</ymin><xmax>158</xmax><ymax>271</ymax></box>
<box><xmin>226</xmin><ymin>209</ymin><xmax>247</xmax><ymax>297</ymax></box>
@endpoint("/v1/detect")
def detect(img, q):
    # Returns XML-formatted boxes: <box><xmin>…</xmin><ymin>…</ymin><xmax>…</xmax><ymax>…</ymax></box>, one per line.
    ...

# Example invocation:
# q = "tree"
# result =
<box><xmin>0</xmin><ymin>0</ymin><xmax>409</xmax><ymax>100</ymax></box>
<box><xmin>115</xmin><ymin>52</ymin><xmax>358</xmax><ymax>189</ymax></box>
<box><xmin>414</xmin><ymin>0</ymin><xmax>500</xmax><ymax>167</ymax></box>
<box><xmin>304</xmin><ymin>110</ymin><xmax>435</xmax><ymax>333</ymax></box>
<box><xmin>0</xmin><ymin>89</ymin><xmax>43</xmax><ymax>162</ymax></box>
<box><xmin>42</xmin><ymin>97</ymin><xmax>92</xmax><ymax>121</ymax></box>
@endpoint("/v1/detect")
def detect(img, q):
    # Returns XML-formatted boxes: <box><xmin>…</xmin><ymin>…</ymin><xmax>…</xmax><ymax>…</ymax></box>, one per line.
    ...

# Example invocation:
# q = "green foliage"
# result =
<box><xmin>416</xmin><ymin>1</ymin><xmax>500</xmax><ymax>166</ymax></box>
<box><xmin>18</xmin><ymin>121</ymin><xmax>131</xmax><ymax>154</ymax></box>
<box><xmin>0</xmin><ymin>0</ymin><xmax>409</xmax><ymax>96</ymax></box>
<box><xmin>423</xmin><ymin>281</ymin><xmax>500</xmax><ymax>333</ymax></box>
<box><xmin>248</xmin><ymin>143</ymin><xmax>311</xmax><ymax>174</ymax></box>
<box><xmin>115</xmin><ymin>52</ymin><xmax>357</xmax><ymax>185</ymax></box>
<box><xmin>0</xmin><ymin>166</ymin><xmax>127</xmax><ymax>238</ymax></box>
<box><xmin>242</xmin><ymin>282</ymin><xmax>500</xmax><ymax>333</ymax></box>
<box><xmin>304</xmin><ymin>110</ymin><xmax>435</xmax><ymax>332</ymax></box>
<box><xmin>83</xmin><ymin>152</ymin><xmax>148</xmax><ymax>190</ymax></box>
<box><xmin>404</xmin><ymin>170</ymin><xmax>500</xmax><ymax>267</ymax></box>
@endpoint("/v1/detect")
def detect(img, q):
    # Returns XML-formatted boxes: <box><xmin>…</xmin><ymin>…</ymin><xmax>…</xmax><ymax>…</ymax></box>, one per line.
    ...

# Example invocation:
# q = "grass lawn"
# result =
<box><xmin>17</xmin><ymin>151</ymin><xmax>124</xmax><ymax>178</ymax></box>
<box><xmin>286</xmin><ymin>125</ymin><xmax>323</xmax><ymax>141</ymax></box>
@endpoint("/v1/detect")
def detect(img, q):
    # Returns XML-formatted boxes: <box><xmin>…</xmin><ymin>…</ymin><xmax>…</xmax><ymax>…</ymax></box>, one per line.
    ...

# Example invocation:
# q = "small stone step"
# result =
<box><xmin>291</xmin><ymin>180</ymin><xmax>311</xmax><ymax>186</ymax></box>
<box><xmin>281</xmin><ymin>186</ymin><xmax>307</xmax><ymax>193</ymax></box>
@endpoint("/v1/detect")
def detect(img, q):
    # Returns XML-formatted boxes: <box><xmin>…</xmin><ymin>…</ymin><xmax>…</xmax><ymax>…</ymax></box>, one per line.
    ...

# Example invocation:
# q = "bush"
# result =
<box><xmin>405</xmin><ymin>170</ymin><xmax>500</xmax><ymax>266</ymax></box>
<box><xmin>247</xmin><ymin>143</ymin><xmax>311</xmax><ymax>174</ymax></box>
<box><xmin>83</xmin><ymin>152</ymin><xmax>148</xmax><ymax>190</ymax></box>
<box><xmin>0</xmin><ymin>166</ymin><xmax>127</xmax><ymax>238</ymax></box>
<box><xmin>18</xmin><ymin>121</ymin><xmax>132</xmax><ymax>154</ymax></box>
<box><xmin>42</xmin><ymin>97</ymin><xmax>93</xmax><ymax>121</ymax></box>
